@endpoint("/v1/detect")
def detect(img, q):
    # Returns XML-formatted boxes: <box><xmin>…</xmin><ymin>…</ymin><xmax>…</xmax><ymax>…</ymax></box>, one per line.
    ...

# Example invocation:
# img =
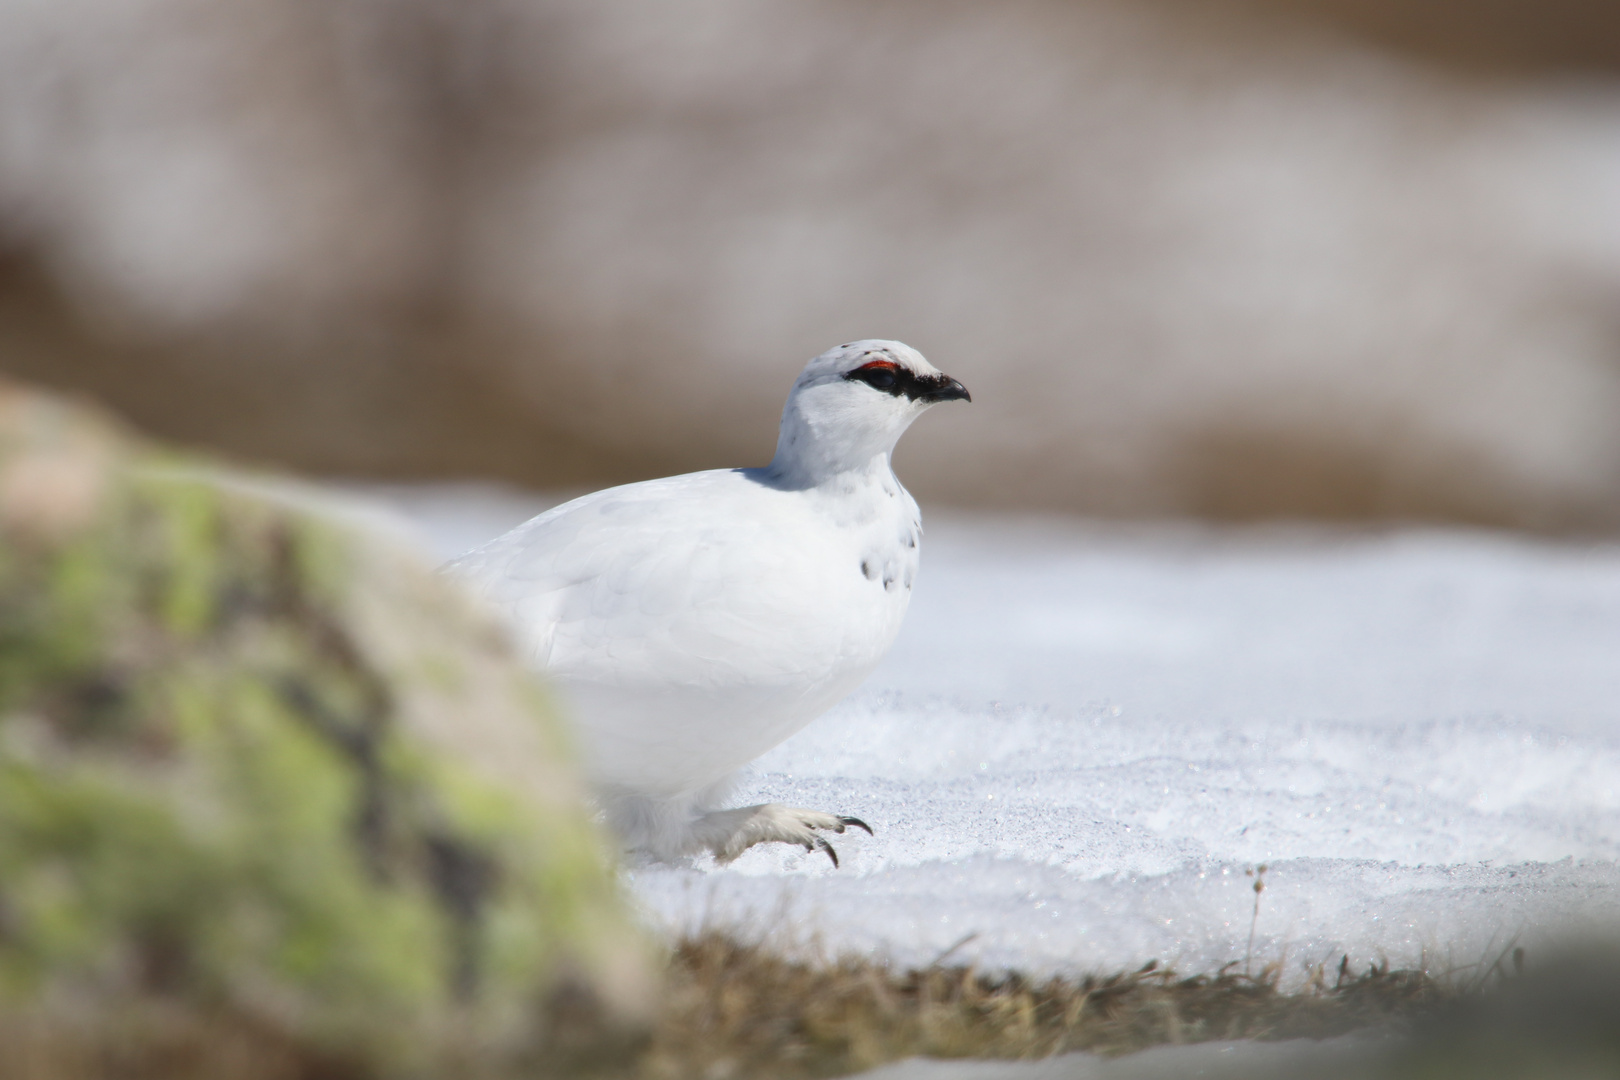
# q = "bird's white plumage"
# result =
<box><xmin>445</xmin><ymin>340</ymin><xmax>968</xmax><ymax>862</ymax></box>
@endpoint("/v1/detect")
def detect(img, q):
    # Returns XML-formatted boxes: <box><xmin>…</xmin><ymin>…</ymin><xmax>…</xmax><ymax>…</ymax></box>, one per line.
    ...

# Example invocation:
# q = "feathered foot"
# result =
<box><xmin>689</xmin><ymin>804</ymin><xmax>872</xmax><ymax>867</ymax></box>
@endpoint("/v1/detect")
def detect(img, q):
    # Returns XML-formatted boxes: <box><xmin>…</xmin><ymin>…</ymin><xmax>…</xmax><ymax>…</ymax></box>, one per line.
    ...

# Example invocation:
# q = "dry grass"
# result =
<box><xmin>0</xmin><ymin>933</ymin><xmax>1453</xmax><ymax>1080</ymax></box>
<box><xmin>638</xmin><ymin>933</ymin><xmax>1445</xmax><ymax>1080</ymax></box>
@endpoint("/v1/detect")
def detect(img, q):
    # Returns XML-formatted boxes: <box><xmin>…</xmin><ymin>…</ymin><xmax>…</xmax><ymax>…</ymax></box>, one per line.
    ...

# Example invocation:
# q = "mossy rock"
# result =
<box><xmin>0</xmin><ymin>381</ymin><xmax>653</xmax><ymax>1077</ymax></box>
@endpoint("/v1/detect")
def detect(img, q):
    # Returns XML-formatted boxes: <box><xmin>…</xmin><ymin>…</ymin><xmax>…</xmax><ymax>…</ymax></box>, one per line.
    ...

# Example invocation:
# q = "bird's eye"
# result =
<box><xmin>842</xmin><ymin>360</ymin><xmax>905</xmax><ymax>394</ymax></box>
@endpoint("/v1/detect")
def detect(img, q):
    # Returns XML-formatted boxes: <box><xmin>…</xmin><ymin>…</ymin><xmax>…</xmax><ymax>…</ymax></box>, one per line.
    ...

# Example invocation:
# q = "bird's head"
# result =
<box><xmin>768</xmin><ymin>340</ymin><xmax>970</xmax><ymax>486</ymax></box>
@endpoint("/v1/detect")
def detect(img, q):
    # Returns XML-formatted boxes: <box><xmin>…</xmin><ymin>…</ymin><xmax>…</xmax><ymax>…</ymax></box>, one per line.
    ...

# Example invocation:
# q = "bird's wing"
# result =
<box><xmin>443</xmin><ymin>471</ymin><xmax>844</xmax><ymax>684</ymax></box>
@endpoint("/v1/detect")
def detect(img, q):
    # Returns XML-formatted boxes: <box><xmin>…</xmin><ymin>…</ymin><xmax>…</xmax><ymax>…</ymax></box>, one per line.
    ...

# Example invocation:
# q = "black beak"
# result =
<box><xmin>920</xmin><ymin>375</ymin><xmax>971</xmax><ymax>404</ymax></box>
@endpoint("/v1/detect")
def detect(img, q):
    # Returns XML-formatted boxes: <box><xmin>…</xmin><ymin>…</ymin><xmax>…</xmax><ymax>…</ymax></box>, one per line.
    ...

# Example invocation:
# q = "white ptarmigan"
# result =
<box><xmin>444</xmin><ymin>341</ymin><xmax>969</xmax><ymax>865</ymax></box>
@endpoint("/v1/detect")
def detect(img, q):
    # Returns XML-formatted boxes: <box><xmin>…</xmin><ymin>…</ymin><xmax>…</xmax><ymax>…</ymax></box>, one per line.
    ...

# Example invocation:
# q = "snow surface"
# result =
<box><xmin>857</xmin><ymin>1033</ymin><xmax>1386</xmax><ymax>1080</ymax></box>
<box><xmin>348</xmin><ymin>483</ymin><xmax>1620</xmax><ymax>983</ymax></box>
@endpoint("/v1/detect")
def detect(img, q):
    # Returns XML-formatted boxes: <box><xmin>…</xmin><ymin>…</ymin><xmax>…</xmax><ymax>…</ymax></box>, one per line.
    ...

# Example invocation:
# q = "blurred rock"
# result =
<box><xmin>0</xmin><ymin>379</ymin><xmax>653</xmax><ymax>1077</ymax></box>
<box><xmin>2</xmin><ymin>0</ymin><xmax>1620</xmax><ymax>529</ymax></box>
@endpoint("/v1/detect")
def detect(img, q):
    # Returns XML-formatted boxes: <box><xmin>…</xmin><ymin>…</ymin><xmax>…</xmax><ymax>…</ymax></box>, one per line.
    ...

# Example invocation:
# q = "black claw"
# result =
<box><xmin>813</xmin><ymin>836</ymin><xmax>840</xmax><ymax>868</ymax></box>
<box><xmin>839</xmin><ymin>816</ymin><xmax>874</xmax><ymax>836</ymax></box>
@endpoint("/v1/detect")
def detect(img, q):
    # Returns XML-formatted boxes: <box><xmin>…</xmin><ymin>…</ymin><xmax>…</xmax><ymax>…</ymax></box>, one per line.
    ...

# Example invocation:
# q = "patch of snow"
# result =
<box><xmin>347</xmin><ymin>486</ymin><xmax>1620</xmax><ymax>981</ymax></box>
<box><xmin>856</xmin><ymin>1032</ymin><xmax>1389</xmax><ymax>1080</ymax></box>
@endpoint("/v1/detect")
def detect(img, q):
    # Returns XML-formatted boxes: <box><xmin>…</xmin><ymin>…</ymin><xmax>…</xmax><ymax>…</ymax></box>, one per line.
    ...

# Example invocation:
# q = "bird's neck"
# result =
<box><xmin>762</xmin><ymin>444</ymin><xmax>896</xmax><ymax>491</ymax></box>
<box><xmin>763</xmin><ymin>396</ymin><xmax>909</xmax><ymax>489</ymax></box>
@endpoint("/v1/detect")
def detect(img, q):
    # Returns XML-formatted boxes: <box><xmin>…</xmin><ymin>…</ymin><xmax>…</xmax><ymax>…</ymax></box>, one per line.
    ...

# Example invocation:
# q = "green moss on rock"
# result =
<box><xmin>0</xmin><ymin>382</ymin><xmax>652</xmax><ymax>1077</ymax></box>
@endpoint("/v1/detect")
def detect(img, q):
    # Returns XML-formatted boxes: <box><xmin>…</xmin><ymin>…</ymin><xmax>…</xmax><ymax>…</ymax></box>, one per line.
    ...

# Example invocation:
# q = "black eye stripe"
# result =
<box><xmin>842</xmin><ymin>365</ymin><xmax>955</xmax><ymax>401</ymax></box>
<box><xmin>844</xmin><ymin>365</ymin><xmax>909</xmax><ymax>397</ymax></box>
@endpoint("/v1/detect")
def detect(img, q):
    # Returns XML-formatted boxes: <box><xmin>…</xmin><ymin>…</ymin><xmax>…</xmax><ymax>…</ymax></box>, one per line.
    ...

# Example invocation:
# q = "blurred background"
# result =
<box><xmin>3</xmin><ymin>0</ymin><xmax>1619</xmax><ymax>530</ymax></box>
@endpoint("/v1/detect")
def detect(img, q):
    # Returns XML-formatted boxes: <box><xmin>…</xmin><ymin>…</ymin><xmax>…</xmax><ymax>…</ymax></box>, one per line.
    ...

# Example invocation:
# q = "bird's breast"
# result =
<box><xmin>457</xmin><ymin>469</ymin><xmax>924</xmax><ymax>794</ymax></box>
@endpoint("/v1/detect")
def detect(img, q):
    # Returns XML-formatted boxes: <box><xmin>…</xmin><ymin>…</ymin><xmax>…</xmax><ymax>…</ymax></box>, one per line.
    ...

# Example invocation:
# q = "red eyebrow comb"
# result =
<box><xmin>854</xmin><ymin>359</ymin><xmax>899</xmax><ymax>371</ymax></box>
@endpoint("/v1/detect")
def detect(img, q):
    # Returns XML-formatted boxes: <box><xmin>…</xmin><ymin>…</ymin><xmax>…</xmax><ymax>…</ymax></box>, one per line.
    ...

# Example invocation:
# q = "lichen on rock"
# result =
<box><xmin>0</xmin><ymin>381</ymin><xmax>652</xmax><ymax>1077</ymax></box>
